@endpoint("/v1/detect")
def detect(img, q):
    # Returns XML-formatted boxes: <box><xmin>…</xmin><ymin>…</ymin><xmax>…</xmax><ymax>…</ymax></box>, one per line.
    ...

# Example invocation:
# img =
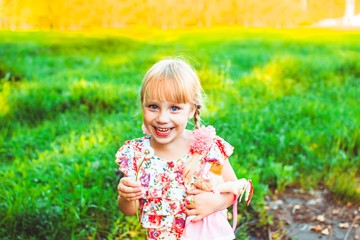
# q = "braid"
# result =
<box><xmin>183</xmin><ymin>105</ymin><xmax>203</xmax><ymax>184</ymax></box>
<box><xmin>193</xmin><ymin>105</ymin><xmax>201</xmax><ymax>129</ymax></box>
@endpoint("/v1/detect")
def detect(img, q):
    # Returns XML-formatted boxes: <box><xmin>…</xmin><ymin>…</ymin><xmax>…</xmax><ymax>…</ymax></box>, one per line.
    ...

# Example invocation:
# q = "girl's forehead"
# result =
<box><xmin>144</xmin><ymin>98</ymin><xmax>189</xmax><ymax>105</ymax></box>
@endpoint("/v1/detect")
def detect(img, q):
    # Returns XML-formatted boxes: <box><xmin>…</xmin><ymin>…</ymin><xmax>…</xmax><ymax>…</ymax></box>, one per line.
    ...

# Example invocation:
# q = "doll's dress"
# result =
<box><xmin>181</xmin><ymin>136</ymin><xmax>235</xmax><ymax>240</ymax></box>
<box><xmin>115</xmin><ymin>134</ymin><xmax>234</xmax><ymax>240</ymax></box>
<box><xmin>181</xmin><ymin>210</ymin><xmax>235</xmax><ymax>240</ymax></box>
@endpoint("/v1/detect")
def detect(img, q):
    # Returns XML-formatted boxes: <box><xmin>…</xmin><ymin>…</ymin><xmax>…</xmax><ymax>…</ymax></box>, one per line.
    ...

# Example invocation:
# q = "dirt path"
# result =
<box><xmin>263</xmin><ymin>187</ymin><xmax>360</xmax><ymax>240</ymax></box>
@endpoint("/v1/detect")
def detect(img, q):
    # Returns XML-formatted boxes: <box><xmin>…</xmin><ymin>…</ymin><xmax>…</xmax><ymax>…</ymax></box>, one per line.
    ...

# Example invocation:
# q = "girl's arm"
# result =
<box><xmin>117</xmin><ymin>177</ymin><xmax>143</xmax><ymax>216</ymax></box>
<box><xmin>185</xmin><ymin>159</ymin><xmax>237</xmax><ymax>222</ymax></box>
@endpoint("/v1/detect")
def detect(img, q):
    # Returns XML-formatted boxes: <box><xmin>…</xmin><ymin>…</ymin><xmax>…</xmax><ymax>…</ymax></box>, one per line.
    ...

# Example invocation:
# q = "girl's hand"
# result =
<box><xmin>184</xmin><ymin>188</ymin><xmax>233</xmax><ymax>222</ymax></box>
<box><xmin>117</xmin><ymin>177</ymin><xmax>143</xmax><ymax>201</ymax></box>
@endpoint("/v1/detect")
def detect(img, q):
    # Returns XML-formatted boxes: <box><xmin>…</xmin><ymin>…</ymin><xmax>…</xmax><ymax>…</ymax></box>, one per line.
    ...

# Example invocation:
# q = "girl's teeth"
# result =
<box><xmin>157</xmin><ymin>128</ymin><xmax>170</xmax><ymax>133</ymax></box>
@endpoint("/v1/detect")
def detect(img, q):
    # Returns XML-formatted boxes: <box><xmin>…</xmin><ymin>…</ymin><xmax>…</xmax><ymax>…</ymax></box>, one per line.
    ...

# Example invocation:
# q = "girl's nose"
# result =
<box><xmin>157</xmin><ymin>110</ymin><xmax>170</xmax><ymax>124</ymax></box>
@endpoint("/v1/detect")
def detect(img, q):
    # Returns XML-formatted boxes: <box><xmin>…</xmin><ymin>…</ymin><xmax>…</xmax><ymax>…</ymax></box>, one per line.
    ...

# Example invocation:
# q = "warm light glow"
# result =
<box><xmin>0</xmin><ymin>0</ymin><xmax>359</xmax><ymax>29</ymax></box>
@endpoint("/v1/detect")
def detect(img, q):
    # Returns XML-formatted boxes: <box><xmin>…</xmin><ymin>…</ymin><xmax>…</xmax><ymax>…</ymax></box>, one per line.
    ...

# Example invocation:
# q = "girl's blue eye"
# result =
<box><xmin>171</xmin><ymin>106</ymin><xmax>179</xmax><ymax>111</ymax></box>
<box><xmin>149</xmin><ymin>105</ymin><xmax>158</xmax><ymax>110</ymax></box>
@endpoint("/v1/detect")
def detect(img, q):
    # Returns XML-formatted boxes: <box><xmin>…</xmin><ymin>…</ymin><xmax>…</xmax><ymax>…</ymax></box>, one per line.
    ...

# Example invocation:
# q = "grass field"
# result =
<box><xmin>1</xmin><ymin>27</ymin><xmax>359</xmax><ymax>239</ymax></box>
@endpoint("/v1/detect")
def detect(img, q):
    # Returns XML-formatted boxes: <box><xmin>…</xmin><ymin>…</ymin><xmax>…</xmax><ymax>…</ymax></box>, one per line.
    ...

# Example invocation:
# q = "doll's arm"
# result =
<box><xmin>213</xmin><ymin>178</ymin><xmax>248</xmax><ymax>195</ymax></box>
<box><xmin>213</xmin><ymin>178</ymin><xmax>253</xmax><ymax>204</ymax></box>
<box><xmin>213</xmin><ymin>158</ymin><xmax>253</xmax><ymax>204</ymax></box>
<box><xmin>212</xmin><ymin>159</ymin><xmax>247</xmax><ymax>195</ymax></box>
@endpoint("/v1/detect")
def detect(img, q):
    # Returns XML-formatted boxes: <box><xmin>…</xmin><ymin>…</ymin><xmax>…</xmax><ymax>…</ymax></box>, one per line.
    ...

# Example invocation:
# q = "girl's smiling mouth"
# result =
<box><xmin>154</xmin><ymin>127</ymin><xmax>173</xmax><ymax>137</ymax></box>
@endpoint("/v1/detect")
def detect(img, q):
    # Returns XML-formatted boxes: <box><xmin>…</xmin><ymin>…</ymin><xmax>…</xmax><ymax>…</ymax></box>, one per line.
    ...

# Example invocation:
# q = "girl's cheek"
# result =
<box><xmin>175</xmin><ymin>114</ymin><xmax>188</xmax><ymax>122</ymax></box>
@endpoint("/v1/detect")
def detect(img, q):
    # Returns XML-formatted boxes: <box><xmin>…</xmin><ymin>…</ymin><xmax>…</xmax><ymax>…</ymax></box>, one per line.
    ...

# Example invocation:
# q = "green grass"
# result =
<box><xmin>1</xmin><ymin>27</ymin><xmax>359</xmax><ymax>239</ymax></box>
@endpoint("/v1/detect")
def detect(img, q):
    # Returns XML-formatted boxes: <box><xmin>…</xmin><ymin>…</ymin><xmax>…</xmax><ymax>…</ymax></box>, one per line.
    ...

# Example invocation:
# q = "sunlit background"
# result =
<box><xmin>1</xmin><ymin>0</ymin><xmax>360</xmax><ymax>29</ymax></box>
<box><xmin>1</xmin><ymin>0</ymin><xmax>360</xmax><ymax>240</ymax></box>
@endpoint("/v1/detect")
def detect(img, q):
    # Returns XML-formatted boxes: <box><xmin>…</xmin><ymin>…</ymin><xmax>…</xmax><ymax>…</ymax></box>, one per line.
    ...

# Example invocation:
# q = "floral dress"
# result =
<box><xmin>115</xmin><ymin>133</ymin><xmax>233</xmax><ymax>240</ymax></box>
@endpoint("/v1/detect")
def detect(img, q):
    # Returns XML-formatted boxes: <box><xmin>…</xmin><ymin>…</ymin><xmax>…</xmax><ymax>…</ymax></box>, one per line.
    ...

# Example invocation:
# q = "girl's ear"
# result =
<box><xmin>188</xmin><ymin>104</ymin><xmax>196</xmax><ymax>119</ymax></box>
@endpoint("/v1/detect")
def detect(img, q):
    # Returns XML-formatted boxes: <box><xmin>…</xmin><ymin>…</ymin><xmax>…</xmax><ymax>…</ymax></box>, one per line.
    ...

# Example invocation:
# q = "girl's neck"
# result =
<box><xmin>150</xmin><ymin>129</ymin><xmax>192</xmax><ymax>161</ymax></box>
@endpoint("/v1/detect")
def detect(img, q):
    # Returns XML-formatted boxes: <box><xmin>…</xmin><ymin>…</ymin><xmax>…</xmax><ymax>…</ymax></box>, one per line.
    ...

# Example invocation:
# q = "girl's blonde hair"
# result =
<box><xmin>140</xmin><ymin>59</ymin><xmax>204</xmax><ymax>129</ymax></box>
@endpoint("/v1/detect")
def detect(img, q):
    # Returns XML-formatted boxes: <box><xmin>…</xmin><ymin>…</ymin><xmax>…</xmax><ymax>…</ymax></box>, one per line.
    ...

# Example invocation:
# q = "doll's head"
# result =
<box><xmin>140</xmin><ymin>59</ymin><xmax>205</xmax><ymax>129</ymax></box>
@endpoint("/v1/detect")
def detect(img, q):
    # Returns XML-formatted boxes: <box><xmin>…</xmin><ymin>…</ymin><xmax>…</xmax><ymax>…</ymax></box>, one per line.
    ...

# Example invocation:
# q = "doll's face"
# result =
<box><xmin>143</xmin><ymin>99</ymin><xmax>195</xmax><ymax>146</ymax></box>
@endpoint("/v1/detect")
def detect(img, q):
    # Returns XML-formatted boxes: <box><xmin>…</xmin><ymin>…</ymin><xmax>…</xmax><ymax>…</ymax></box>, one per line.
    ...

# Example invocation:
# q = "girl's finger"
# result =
<box><xmin>190</xmin><ymin>214</ymin><xmax>204</xmax><ymax>222</ymax></box>
<box><xmin>185</xmin><ymin>208</ymin><xmax>198</xmax><ymax>216</ymax></box>
<box><xmin>121</xmin><ymin>177</ymin><xmax>141</xmax><ymax>187</ymax></box>
<box><xmin>119</xmin><ymin>191</ymin><xmax>143</xmax><ymax>201</ymax></box>
<box><xmin>184</xmin><ymin>202</ymin><xmax>196</xmax><ymax>209</ymax></box>
<box><xmin>119</xmin><ymin>191</ymin><xmax>142</xmax><ymax>198</ymax></box>
<box><xmin>118</xmin><ymin>183</ymin><xmax>142</xmax><ymax>194</ymax></box>
<box><xmin>184</xmin><ymin>195</ymin><xmax>196</xmax><ymax>209</ymax></box>
<box><xmin>125</xmin><ymin>196</ymin><xmax>142</xmax><ymax>201</ymax></box>
<box><xmin>186</xmin><ymin>188</ymin><xmax>205</xmax><ymax>195</ymax></box>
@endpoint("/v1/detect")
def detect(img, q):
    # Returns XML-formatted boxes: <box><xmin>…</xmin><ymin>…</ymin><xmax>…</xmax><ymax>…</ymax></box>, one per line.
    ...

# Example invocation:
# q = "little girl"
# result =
<box><xmin>115</xmin><ymin>59</ymin><xmax>246</xmax><ymax>239</ymax></box>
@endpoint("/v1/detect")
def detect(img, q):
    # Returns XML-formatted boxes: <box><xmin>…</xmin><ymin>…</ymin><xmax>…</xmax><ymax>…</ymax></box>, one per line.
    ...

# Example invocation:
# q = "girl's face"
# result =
<box><xmin>143</xmin><ymin>100</ymin><xmax>195</xmax><ymax>147</ymax></box>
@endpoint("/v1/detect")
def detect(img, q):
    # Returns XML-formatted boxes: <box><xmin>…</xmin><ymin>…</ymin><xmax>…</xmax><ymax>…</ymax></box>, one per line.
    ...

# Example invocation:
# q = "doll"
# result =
<box><xmin>181</xmin><ymin>126</ymin><xmax>253</xmax><ymax>240</ymax></box>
